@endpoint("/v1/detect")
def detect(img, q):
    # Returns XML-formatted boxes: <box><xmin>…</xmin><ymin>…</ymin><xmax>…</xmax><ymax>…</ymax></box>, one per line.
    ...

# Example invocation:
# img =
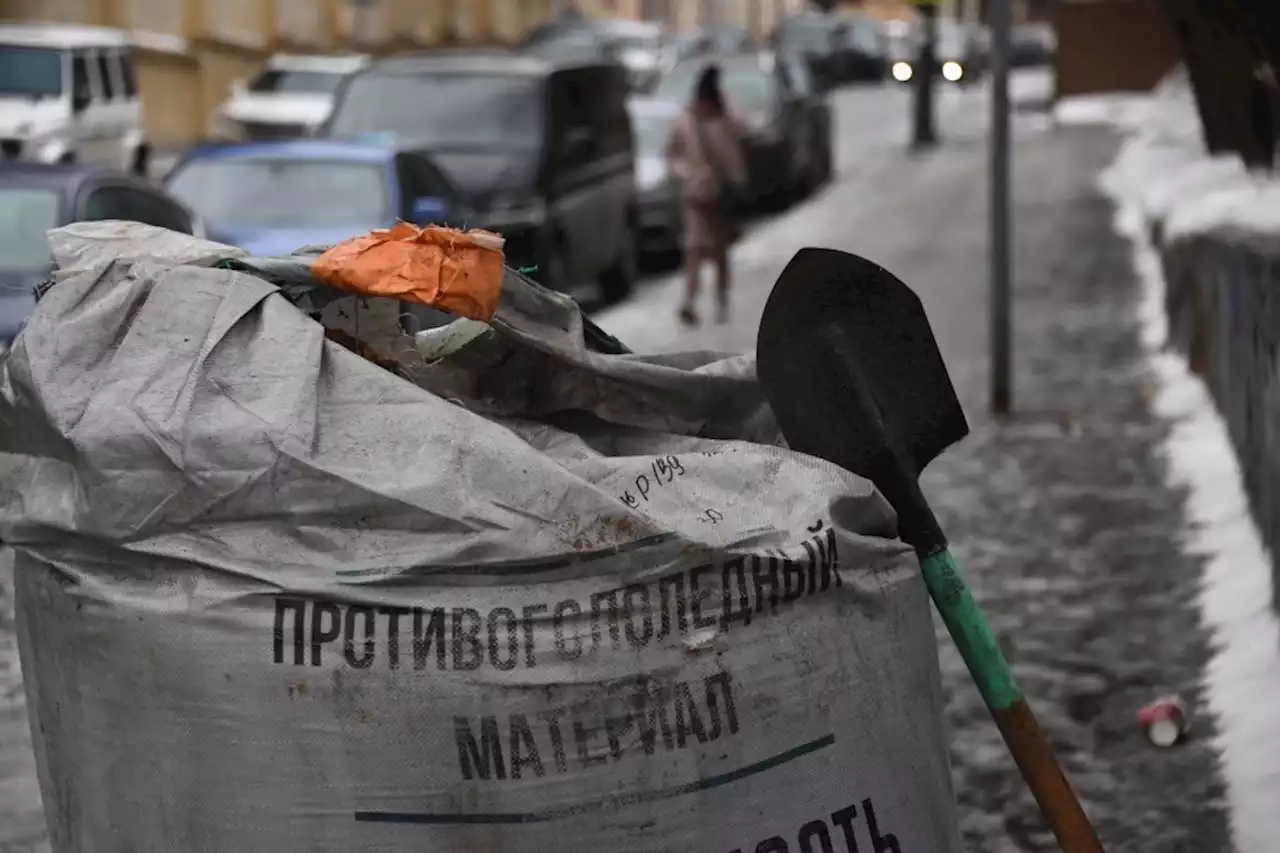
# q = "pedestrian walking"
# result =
<box><xmin>664</xmin><ymin>64</ymin><xmax>748</xmax><ymax>326</ymax></box>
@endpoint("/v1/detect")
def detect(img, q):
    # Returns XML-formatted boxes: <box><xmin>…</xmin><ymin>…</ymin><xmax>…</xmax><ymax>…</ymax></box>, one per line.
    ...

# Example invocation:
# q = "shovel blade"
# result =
<box><xmin>756</xmin><ymin>248</ymin><xmax>968</xmax><ymax>545</ymax></box>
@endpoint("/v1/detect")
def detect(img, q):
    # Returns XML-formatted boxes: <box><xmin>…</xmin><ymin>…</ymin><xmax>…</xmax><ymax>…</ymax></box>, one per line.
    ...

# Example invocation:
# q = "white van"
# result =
<box><xmin>213</xmin><ymin>53</ymin><xmax>369</xmax><ymax>141</ymax></box>
<box><xmin>0</xmin><ymin>23</ymin><xmax>150</xmax><ymax>174</ymax></box>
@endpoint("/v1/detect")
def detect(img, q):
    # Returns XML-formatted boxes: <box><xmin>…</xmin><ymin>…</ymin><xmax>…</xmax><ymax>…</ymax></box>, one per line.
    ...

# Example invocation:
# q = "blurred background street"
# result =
<box><xmin>4</xmin><ymin>0</ymin><xmax>1280</xmax><ymax>851</ymax></box>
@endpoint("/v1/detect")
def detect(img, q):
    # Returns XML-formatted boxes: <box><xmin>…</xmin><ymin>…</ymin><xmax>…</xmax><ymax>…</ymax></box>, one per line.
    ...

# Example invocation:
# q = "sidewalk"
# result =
<box><xmin>597</xmin><ymin>123</ymin><xmax>1235</xmax><ymax>850</ymax></box>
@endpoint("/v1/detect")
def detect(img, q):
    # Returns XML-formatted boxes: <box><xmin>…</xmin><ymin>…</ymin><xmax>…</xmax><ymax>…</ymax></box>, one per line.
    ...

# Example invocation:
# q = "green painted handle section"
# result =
<box><xmin>919</xmin><ymin>548</ymin><xmax>1022</xmax><ymax>711</ymax></box>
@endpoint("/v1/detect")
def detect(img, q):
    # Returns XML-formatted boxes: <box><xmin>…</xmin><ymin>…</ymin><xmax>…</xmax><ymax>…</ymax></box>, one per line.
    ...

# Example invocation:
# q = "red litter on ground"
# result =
<box><xmin>1138</xmin><ymin>696</ymin><xmax>1189</xmax><ymax>747</ymax></box>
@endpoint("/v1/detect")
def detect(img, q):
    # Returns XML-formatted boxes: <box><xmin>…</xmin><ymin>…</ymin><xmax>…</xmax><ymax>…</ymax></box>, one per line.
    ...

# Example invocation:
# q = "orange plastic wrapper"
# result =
<box><xmin>311</xmin><ymin>223</ymin><xmax>506</xmax><ymax>322</ymax></box>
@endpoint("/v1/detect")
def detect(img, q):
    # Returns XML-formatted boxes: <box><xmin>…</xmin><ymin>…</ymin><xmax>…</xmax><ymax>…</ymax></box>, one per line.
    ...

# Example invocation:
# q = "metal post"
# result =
<box><xmin>912</xmin><ymin>2</ymin><xmax>939</xmax><ymax>149</ymax></box>
<box><xmin>989</xmin><ymin>0</ymin><xmax>1012</xmax><ymax>414</ymax></box>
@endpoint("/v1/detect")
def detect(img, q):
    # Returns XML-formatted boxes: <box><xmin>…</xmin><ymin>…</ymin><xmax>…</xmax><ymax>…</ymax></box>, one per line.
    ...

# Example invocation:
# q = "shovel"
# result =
<box><xmin>755</xmin><ymin>248</ymin><xmax>1104</xmax><ymax>853</ymax></box>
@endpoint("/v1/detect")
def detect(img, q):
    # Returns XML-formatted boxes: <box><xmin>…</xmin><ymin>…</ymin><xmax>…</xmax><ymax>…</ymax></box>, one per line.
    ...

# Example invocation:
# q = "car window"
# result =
<box><xmin>95</xmin><ymin>51</ymin><xmax>116</xmax><ymax>100</ymax></box>
<box><xmin>71</xmin><ymin>51</ymin><xmax>92</xmax><ymax>105</ymax></box>
<box><xmin>0</xmin><ymin>187</ymin><xmax>60</xmax><ymax>271</ymax></box>
<box><xmin>119</xmin><ymin>50</ymin><xmax>138</xmax><ymax>97</ymax></box>
<box><xmin>82</xmin><ymin>185</ymin><xmax>192</xmax><ymax>232</ymax></box>
<box><xmin>167</xmin><ymin>158</ymin><xmax>388</xmax><ymax>228</ymax></box>
<box><xmin>248</xmin><ymin>68</ymin><xmax>346</xmax><ymax>95</ymax></box>
<box><xmin>328</xmin><ymin>71</ymin><xmax>545</xmax><ymax>151</ymax></box>
<box><xmin>0</xmin><ymin>46</ymin><xmax>64</xmax><ymax>98</ymax></box>
<box><xmin>721</xmin><ymin>63</ymin><xmax>776</xmax><ymax>113</ymax></box>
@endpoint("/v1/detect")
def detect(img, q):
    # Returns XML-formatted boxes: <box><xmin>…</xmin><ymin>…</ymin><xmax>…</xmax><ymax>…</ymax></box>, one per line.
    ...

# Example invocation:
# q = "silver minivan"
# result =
<box><xmin>0</xmin><ymin>23</ymin><xmax>150</xmax><ymax>174</ymax></box>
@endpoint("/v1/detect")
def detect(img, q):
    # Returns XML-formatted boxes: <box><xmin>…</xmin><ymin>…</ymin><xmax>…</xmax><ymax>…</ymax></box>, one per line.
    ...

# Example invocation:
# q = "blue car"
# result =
<box><xmin>163</xmin><ymin>138</ymin><xmax>464</xmax><ymax>258</ymax></box>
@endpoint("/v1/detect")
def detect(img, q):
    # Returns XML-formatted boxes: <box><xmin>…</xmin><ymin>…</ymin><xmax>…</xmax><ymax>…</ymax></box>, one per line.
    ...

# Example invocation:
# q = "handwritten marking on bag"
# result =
<box><xmin>354</xmin><ymin>731</ymin><xmax>836</xmax><ymax>824</ymax></box>
<box><xmin>453</xmin><ymin>671</ymin><xmax>739</xmax><ymax>781</ymax></box>
<box><xmin>728</xmin><ymin>798</ymin><xmax>902</xmax><ymax>853</ymax></box>
<box><xmin>272</xmin><ymin>528</ymin><xmax>840</xmax><ymax>671</ymax></box>
<box><xmin>619</xmin><ymin>454</ymin><xmax>686</xmax><ymax>508</ymax></box>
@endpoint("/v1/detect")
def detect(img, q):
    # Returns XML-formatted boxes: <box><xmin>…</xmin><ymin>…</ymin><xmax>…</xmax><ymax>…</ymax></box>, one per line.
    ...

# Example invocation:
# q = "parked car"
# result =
<box><xmin>324</xmin><ymin>52</ymin><xmax>638</xmax><ymax>302</ymax></box>
<box><xmin>626</xmin><ymin>96</ymin><xmax>682</xmax><ymax>259</ymax></box>
<box><xmin>890</xmin><ymin>20</ymin><xmax>988</xmax><ymax>86</ymax></box>
<box><xmin>598</xmin><ymin>20</ymin><xmax>669</xmax><ymax>93</ymax></box>
<box><xmin>662</xmin><ymin>31</ymin><xmax>715</xmax><ymax>73</ymax></box>
<box><xmin>0</xmin><ymin>162</ymin><xmax>199</xmax><ymax>347</ymax></box>
<box><xmin>212</xmin><ymin>53</ymin><xmax>369</xmax><ymax>141</ymax></box>
<box><xmin>777</xmin><ymin>51</ymin><xmax>834</xmax><ymax>189</ymax></box>
<box><xmin>836</xmin><ymin>15</ymin><xmax>889</xmax><ymax>83</ymax></box>
<box><xmin>772</xmin><ymin>13</ymin><xmax>844</xmax><ymax>91</ymax></box>
<box><xmin>164</xmin><ymin>139</ymin><xmax>464</xmax><ymax>256</ymax></box>
<box><xmin>699</xmin><ymin>25</ymin><xmax>755</xmax><ymax>55</ymax></box>
<box><xmin>0</xmin><ymin>23</ymin><xmax>150</xmax><ymax>173</ymax></box>
<box><xmin>1010</xmin><ymin>23</ymin><xmax>1056</xmax><ymax>68</ymax></box>
<box><xmin>653</xmin><ymin>52</ymin><xmax>809</xmax><ymax>208</ymax></box>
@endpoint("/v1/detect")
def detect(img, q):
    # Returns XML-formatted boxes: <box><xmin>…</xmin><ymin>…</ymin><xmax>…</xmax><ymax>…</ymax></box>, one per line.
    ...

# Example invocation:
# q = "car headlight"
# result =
<box><xmin>892</xmin><ymin>61</ymin><xmax>913</xmax><ymax>82</ymax></box>
<box><xmin>942</xmin><ymin>61</ymin><xmax>964</xmax><ymax>82</ymax></box>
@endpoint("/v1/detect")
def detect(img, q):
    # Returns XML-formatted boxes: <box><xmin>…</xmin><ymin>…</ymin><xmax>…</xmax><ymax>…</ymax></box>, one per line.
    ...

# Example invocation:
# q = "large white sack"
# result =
<box><xmin>0</xmin><ymin>223</ymin><xmax>961</xmax><ymax>853</ymax></box>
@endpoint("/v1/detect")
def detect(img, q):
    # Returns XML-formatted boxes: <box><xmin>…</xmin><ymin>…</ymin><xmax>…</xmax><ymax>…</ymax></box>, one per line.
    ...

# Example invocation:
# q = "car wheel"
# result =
<box><xmin>600</xmin><ymin>213</ymin><xmax>637</xmax><ymax>304</ymax></box>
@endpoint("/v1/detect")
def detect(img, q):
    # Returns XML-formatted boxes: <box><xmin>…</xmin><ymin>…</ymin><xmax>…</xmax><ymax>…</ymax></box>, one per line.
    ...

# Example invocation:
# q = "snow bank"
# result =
<box><xmin>1090</xmin><ymin>72</ymin><xmax>1280</xmax><ymax>853</ymax></box>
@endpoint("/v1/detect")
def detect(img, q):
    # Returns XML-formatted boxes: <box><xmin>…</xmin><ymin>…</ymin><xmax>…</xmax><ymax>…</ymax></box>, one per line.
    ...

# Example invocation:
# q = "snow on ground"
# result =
<box><xmin>1084</xmin><ymin>76</ymin><xmax>1280</xmax><ymax>853</ymax></box>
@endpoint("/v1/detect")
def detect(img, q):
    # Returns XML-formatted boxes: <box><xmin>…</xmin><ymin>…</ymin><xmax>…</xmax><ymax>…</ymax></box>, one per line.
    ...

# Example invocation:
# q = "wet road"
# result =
<box><xmin>0</xmin><ymin>73</ymin><xmax>1243</xmax><ymax>852</ymax></box>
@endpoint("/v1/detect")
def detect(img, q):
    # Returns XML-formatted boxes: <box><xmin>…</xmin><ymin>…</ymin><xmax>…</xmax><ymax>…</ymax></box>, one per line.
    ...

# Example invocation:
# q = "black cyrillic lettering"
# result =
<box><xmin>520</xmin><ymin>603</ymin><xmax>548</xmax><ymax>667</ymax></box>
<box><xmin>820</xmin><ymin>528</ymin><xmax>842</xmax><ymax>590</ymax></box>
<box><xmin>635</xmin><ymin>687</ymin><xmax>674</xmax><ymax>754</ymax></box>
<box><xmin>689</xmin><ymin>564</ymin><xmax>718</xmax><ymax>631</ymax></box>
<box><xmin>720</xmin><ymin>558</ymin><xmax>752</xmax><ymax>630</ymax></box>
<box><xmin>273</xmin><ymin>598</ymin><xmax>306</xmax><ymax>665</ymax></box>
<box><xmin>538</xmin><ymin>708</ymin><xmax>570</xmax><ymax>773</ymax></box>
<box><xmin>753</xmin><ymin>554</ymin><xmax>781</xmax><ymax>614</ymax></box>
<box><xmin>454</xmin><ymin>716</ymin><xmax>506</xmax><ymax>781</ymax></box>
<box><xmin>573</xmin><ymin>713</ymin><xmax>608</xmax><ymax>769</ymax></box>
<box><xmin>508</xmin><ymin>713</ymin><xmax>545</xmax><ymax>779</ymax></box>
<box><xmin>553</xmin><ymin>599</ymin><xmax>584</xmax><ymax>661</ymax></box>
<box><xmin>589</xmin><ymin>589</ymin><xmax>621</xmax><ymax>651</ymax></box>
<box><xmin>605</xmin><ymin>711</ymin><xmax>635</xmax><ymax>761</ymax></box>
<box><xmin>343</xmin><ymin>605</ymin><xmax>376</xmax><ymax>669</ymax></box>
<box><xmin>785</xmin><ymin>548</ymin><xmax>809</xmax><ymax>604</ymax></box>
<box><xmin>863</xmin><ymin>799</ymin><xmax>899</xmax><ymax>853</ymax></box>
<box><xmin>704</xmin><ymin>671</ymin><xmax>740</xmax><ymax>740</ymax></box>
<box><xmin>487</xmin><ymin>607</ymin><xmax>519</xmax><ymax>671</ymax></box>
<box><xmin>799</xmin><ymin>821</ymin><xmax>835</xmax><ymax>853</ymax></box>
<box><xmin>757</xmin><ymin>839</ymin><xmax>789</xmax><ymax>853</ymax></box>
<box><xmin>379</xmin><ymin>606</ymin><xmax>409</xmax><ymax>669</ymax></box>
<box><xmin>831</xmin><ymin>804</ymin><xmax>861</xmax><ymax>853</ymax></box>
<box><xmin>623</xmin><ymin>583</ymin><xmax>654</xmax><ymax>648</ymax></box>
<box><xmin>309</xmin><ymin>601</ymin><xmax>341</xmax><ymax>667</ymax></box>
<box><xmin>656</xmin><ymin>571</ymin><xmax>689</xmax><ymax>639</ymax></box>
<box><xmin>451</xmin><ymin>607</ymin><xmax>483</xmax><ymax>671</ymax></box>
<box><xmin>673</xmin><ymin>680</ymin><xmax>708</xmax><ymax>747</ymax></box>
<box><xmin>413</xmin><ymin>607</ymin><xmax>447</xmax><ymax>670</ymax></box>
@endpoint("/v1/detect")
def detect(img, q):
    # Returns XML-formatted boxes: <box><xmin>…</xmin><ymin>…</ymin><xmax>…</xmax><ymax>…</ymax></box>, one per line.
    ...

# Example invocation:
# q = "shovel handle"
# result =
<box><xmin>919</xmin><ymin>549</ymin><xmax>1105</xmax><ymax>853</ymax></box>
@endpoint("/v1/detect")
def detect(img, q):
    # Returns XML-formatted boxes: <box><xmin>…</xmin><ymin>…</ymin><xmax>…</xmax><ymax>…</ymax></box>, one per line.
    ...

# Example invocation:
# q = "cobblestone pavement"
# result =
<box><xmin>0</xmin><ymin>83</ymin><xmax>1239</xmax><ymax>851</ymax></box>
<box><xmin>598</xmin><ymin>106</ymin><xmax>1234</xmax><ymax>849</ymax></box>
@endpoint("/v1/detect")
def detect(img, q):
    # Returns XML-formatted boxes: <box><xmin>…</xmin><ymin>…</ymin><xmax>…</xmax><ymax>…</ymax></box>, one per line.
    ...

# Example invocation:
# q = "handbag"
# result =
<box><xmin>691</xmin><ymin>115</ymin><xmax>751</xmax><ymax>219</ymax></box>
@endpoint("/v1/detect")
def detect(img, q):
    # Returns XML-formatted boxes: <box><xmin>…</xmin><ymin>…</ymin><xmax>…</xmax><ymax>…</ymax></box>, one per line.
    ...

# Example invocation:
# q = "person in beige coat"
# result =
<box><xmin>664</xmin><ymin>64</ymin><xmax>748</xmax><ymax>326</ymax></box>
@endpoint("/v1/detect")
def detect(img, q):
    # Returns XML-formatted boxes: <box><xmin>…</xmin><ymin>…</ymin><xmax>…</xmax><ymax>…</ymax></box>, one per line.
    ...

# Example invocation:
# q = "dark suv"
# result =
<box><xmin>323</xmin><ymin>52</ymin><xmax>638</xmax><ymax>302</ymax></box>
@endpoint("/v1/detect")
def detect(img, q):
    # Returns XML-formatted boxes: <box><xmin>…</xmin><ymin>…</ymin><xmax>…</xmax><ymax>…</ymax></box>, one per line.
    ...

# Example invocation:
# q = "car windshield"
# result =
<box><xmin>629</xmin><ymin>108</ymin><xmax>676</xmax><ymax>156</ymax></box>
<box><xmin>0</xmin><ymin>187</ymin><xmax>58</xmax><ymax>270</ymax></box>
<box><xmin>654</xmin><ymin>62</ymin><xmax>773</xmax><ymax>112</ymax></box>
<box><xmin>328</xmin><ymin>72</ymin><xmax>543</xmax><ymax>150</ymax></box>
<box><xmin>0</xmin><ymin>46</ymin><xmax>63</xmax><ymax>98</ymax></box>
<box><xmin>248</xmin><ymin>68</ymin><xmax>346</xmax><ymax>95</ymax></box>
<box><xmin>166</xmin><ymin>158</ymin><xmax>387</xmax><ymax>228</ymax></box>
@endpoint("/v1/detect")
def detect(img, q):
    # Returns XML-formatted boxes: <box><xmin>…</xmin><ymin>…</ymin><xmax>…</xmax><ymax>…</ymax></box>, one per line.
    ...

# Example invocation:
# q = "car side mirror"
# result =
<box><xmin>72</xmin><ymin>91</ymin><xmax>91</xmax><ymax>113</ymax></box>
<box><xmin>411</xmin><ymin>196</ymin><xmax>447</xmax><ymax>225</ymax></box>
